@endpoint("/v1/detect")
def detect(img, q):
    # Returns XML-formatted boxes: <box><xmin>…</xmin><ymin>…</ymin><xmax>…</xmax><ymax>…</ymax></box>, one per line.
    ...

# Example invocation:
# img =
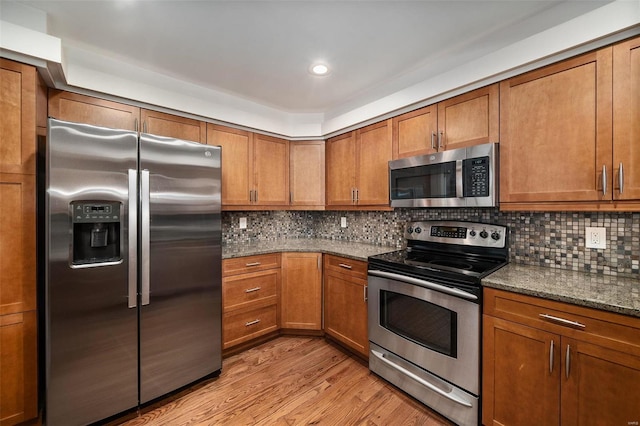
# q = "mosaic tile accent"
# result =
<box><xmin>222</xmin><ymin>209</ymin><xmax>640</xmax><ymax>277</ymax></box>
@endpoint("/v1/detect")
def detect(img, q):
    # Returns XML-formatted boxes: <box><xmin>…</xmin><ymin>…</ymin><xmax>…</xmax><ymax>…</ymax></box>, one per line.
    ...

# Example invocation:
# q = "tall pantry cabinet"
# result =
<box><xmin>0</xmin><ymin>58</ymin><xmax>44</xmax><ymax>425</ymax></box>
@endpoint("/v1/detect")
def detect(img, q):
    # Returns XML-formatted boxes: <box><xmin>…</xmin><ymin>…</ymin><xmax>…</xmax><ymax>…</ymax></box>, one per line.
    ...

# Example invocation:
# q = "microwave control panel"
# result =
<box><xmin>463</xmin><ymin>156</ymin><xmax>490</xmax><ymax>197</ymax></box>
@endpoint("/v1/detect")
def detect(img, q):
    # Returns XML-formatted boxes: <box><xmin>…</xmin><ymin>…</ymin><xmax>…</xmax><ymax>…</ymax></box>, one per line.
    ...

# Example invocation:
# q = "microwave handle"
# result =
<box><xmin>456</xmin><ymin>160</ymin><xmax>464</xmax><ymax>198</ymax></box>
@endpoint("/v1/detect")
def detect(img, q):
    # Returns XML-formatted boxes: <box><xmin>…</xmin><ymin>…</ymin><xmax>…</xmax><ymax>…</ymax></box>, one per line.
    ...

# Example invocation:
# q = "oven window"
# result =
<box><xmin>380</xmin><ymin>290</ymin><xmax>457</xmax><ymax>357</ymax></box>
<box><xmin>390</xmin><ymin>162</ymin><xmax>457</xmax><ymax>199</ymax></box>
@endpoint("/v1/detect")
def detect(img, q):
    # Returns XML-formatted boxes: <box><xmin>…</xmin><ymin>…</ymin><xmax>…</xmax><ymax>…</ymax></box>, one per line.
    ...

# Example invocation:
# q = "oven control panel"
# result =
<box><xmin>405</xmin><ymin>220</ymin><xmax>507</xmax><ymax>248</ymax></box>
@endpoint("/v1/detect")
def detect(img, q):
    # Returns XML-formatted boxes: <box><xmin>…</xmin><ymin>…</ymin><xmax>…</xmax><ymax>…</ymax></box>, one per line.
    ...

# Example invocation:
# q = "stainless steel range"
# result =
<box><xmin>368</xmin><ymin>220</ymin><xmax>508</xmax><ymax>426</ymax></box>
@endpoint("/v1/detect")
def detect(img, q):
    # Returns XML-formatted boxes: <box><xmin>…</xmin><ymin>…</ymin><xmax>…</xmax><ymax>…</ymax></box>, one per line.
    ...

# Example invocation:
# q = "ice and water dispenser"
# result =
<box><xmin>71</xmin><ymin>201</ymin><xmax>122</xmax><ymax>265</ymax></box>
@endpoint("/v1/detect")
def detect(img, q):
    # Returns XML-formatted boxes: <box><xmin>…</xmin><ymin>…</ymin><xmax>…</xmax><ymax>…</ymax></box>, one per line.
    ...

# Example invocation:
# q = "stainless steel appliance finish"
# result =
<box><xmin>389</xmin><ymin>143</ymin><xmax>498</xmax><ymax>208</ymax></box>
<box><xmin>368</xmin><ymin>220</ymin><xmax>508</xmax><ymax>426</ymax></box>
<box><xmin>45</xmin><ymin>119</ymin><xmax>222</xmax><ymax>425</ymax></box>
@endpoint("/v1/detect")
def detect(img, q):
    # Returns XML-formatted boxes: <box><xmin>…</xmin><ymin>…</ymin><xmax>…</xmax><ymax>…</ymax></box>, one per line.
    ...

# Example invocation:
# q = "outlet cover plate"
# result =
<box><xmin>239</xmin><ymin>217</ymin><xmax>247</xmax><ymax>229</ymax></box>
<box><xmin>340</xmin><ymin>217</ymin><xmax>347</xmax><ymax>228</ymax></box>
<box><xmin>585</xmin><ymin>226</ymin><xmax>606</xmax><ymax>249</ymax></box>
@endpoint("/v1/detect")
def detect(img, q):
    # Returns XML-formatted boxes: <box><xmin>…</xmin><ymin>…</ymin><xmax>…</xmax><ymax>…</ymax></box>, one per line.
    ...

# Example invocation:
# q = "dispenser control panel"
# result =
<box><xmin>72</xmin><ymin>202</ymin><xmax>121</xmax><ymax>223</ymax></box>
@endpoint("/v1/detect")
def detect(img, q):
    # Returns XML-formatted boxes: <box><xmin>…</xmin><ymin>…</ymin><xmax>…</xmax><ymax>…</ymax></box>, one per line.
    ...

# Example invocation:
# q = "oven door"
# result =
<box><xmin>367</xmin><ymin>270</ymin><xmax>480</xmax><ymax>395</ymax></box>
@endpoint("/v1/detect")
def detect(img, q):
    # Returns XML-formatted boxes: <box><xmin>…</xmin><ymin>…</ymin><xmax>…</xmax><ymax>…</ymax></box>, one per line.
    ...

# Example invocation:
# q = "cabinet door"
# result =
<box><xmin>323</xmin><ymin>271</ymin><xmax>368</xmax><ymax>358</ymax></box>
<box><xmin>483</xmin><ymin>315</ymin><xmax>560</xmax><ymax>426</ymax></box>
<box><xmin>613</xmin><ymin>36</ymin><xmax>640</xmax><ymax>201</ymax></box>
<box><xmin>290</xmin><ymin>141</ymin><xmax>325</xmax><ymax>208</ymax></box>
<box><xmin>500</xmin><ymin>48</ymin><xmax>613</xmax><ymax>204</ymax></box>
<box><xmin>140</xmin><ymin>109</ymin><xmax>206</xmax><ymax>143</ymax></box>
<box><xmin>0</xmin><ymin>60</ymin><xmax>36</xmax><ymax>175</ymax></box>
<box><xmin>207</xmin><ymin>124</ymin><xmax>252</xmax><ymax>206</ymax></box>
<box><xmin>0</xmin><ymin>175</ymin><xmax>35</xmax><ymax>316</ymax></box>
<box><xmin>326</xmin><ymin>132</ymin><xmax>356</xmax><ymax>206</ymax></box>
<box><xmin>48</xmin><ymin>90</ymin><xmax>140</xmax><ymax>131</ymax></box>
<box><xmin>253</xmin><ymin>134</ymin><xmax>289</xmax><ymax>206</ymax></box>
<box><xmin>392</xmin><ymin>105</ymin><xmax>438</xmax><ymax>159</ymax></box>
<box><xmin>561</xmin><ymin>338</ymin><xmax>640</xmax><ymax>426</ymax></box>
<box><xmin>437</xmin><ymin>83</ymin><xmax>499</xmax><ymax>151</ymax></box>
<box><xmin>1</xmin><ymin>311</ymin><xmax>37</xmax><ymax>425</ymax></box>
<box><xmin>356</xmin><ymin>119</ymin><xmax>392</xmax><ymax>206</ymax></box>
<box><xmin>281</xmin><ymin>253</ymin><xmax>322</xmax><ymax>330</ymax></box>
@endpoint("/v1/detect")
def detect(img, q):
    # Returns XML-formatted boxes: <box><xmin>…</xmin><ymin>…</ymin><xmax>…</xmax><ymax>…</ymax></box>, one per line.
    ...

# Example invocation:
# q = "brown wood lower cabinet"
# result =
<box><xmin>323</xmin><ymin>255</ymin><xmax>369</xmax><ymax>358</ymax></box>
<box><xmin>222</xmin><ymin>254</ymin><xmax>281</xmax><ymax>351</ymax></box>
<box><xmin>483</xmin><ymin>287</ymin><xmax>640</xmax><ymax>426</ymax></box>
<box><xmin>281</xmin><ymin>252</ymin><xmax>322</xmax><ymax>331</ymax></box>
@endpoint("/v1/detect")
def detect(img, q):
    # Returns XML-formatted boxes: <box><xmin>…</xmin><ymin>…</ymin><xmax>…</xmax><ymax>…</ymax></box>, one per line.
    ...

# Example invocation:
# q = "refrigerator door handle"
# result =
<box><xmin>141</xmin><ymin>169</ymin><xmax>151</xmax><ymax>306</ymax></box>
<box><xmin>128</xmin><ymin>169</ymin><xmax>138</xmax><ymax>308</ymax></box>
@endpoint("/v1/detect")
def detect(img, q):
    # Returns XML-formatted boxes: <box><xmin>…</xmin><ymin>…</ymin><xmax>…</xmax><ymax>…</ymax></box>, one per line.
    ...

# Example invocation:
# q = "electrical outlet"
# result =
<box><xmin>239</xmin><ymin>217</ymin><xmax>247</xmax><ymax>229</ymax></box>
<box><xmin>340</xmin><ymin>217</ymin><xmax>347</xmax><ymax>228</ymax></box>
<box><xmin>585</xmin><ymin>227</ymin><xmax>606</xmax><ymax>249</ymax></box>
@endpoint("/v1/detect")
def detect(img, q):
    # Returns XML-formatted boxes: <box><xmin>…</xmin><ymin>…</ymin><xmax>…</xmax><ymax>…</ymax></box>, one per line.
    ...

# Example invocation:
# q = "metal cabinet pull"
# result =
<box><xmin>290</xmin><ymin>191</ymin><xmax>293</xmax><ymax>204</ymax></box>
<box><xmin>255</xmin><ymin>190</ymin><xmax>258</xmax><ymax>203</ymax></box>
<box><xmin>619</xmin><ymin>162</ymin><xmax>624</xmax><ymax>194</ymax></box>
<box><xmin>245</xmin><ymin>262</ymin><xmax>261</xmax><ymax>267</ymax></box>
<box><xmin>363</xmin><ymin>285</ymin><xmax>368</xmax><ymax>302</ymax></box>
<box><xmin>431</xmin><ymin>132</ymin><xmax>436</xmax><ymax>150</ymax></box>
<box><xmin>539</xmin><ymin>313</ymin><xmax>586</xmax><ymax>329</ymax></box>
<box><xmin>351</xmin><ymin>188</ymin><xmax>356</xmax><ymax>203</ymax></box>
<box><xmin>245</xmin><ymin>287</ymin><xmax>261</xmax><ymax>293</ymax></box>
<box><xmin>565</xmin><ymin>345</ymin><xmax>571</xmax><ymax>379</ymax></box>
<box><xmin>602</xmin><ymin>165</ymin><xmax>607</xmax><ymax>196</ymax></box>
<box><xmin>317</xmin><ymin>255</ymin><xmax>321</xmax><ymax>271</ymax></box>
<box><xmin>549</xmin><ymin>339</ymin><xmax>555</xmax><ymax>373</ymax></box>
<box><xmin>438</xmin><ymin>131</ymin><xmax>444</xmax><ymax>149</ymax></box>
<box><xmin>143</xmin><ymin>121</ymin><xmax>148</xmax><ymax>134</ymax></box>
<box><xmin>245</xmin><ymin>319</ymin><xmax>260</xmax><ymax>327</ymax></box>
<box><xmin>339</xmin><ymin>263</ymin><xmax>352</xmax><ymax>269</ymax></box>
<box><xmin>134</xmin><ymin>118</ymin><xmax>139</xmax><ymax>133</ymax></box>
<box><xmin>355</xmin><ymin>188</ymin><xmax>359</xmax><ymax>203</ymax></box>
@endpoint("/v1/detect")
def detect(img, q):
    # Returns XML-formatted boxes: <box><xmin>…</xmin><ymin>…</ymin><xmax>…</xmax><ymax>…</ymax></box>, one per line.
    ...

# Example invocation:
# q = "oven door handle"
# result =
<box><xmin>371</xmin><ymin>349</ymin><xmax>473</xmax><ymax>408</ymax></box>
<box><xmin>368</xmin><ymin>270</ymin><xmax>478</xmax><ymax>301</ymax></box>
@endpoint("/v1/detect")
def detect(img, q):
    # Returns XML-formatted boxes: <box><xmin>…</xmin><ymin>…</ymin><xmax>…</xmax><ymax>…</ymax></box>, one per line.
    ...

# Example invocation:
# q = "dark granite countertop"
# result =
<box><xmin>483</xmin><ymin>263</ymin><xmax>640</xmax><ymax>318</ymax></box>
<box><xmin>222</xmin><ymin>238</ymin><xmax>398</xmax><ymax>262</ymax></box>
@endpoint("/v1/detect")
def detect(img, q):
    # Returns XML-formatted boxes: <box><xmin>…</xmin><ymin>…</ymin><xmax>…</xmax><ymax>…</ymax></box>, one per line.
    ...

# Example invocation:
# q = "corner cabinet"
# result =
<box><xmin>281</xmin><ymin>252</ymin><xmax>322</xmax><ymax>331</ymax></box>
<box><xmin>221</xmin><ymin>254</ymin><xmax>281</xmax><ymax>352</ymax></box>
<box><xmin>323</xmin><ymin>255</ymin><xmax>369</xmax><ymax>358</ymax></box>
<box><xmin>207</xmin><ymin>124</ymin><xmax>289</xmax><ymax>210</ymax></box>
<box><xmin>289</xmin><ymin>141</ymin><xmax>325</xmax><ymax>209</ymax></box>
<box><xmin>326</xmin><ymin>120</ymin><xmax>392</xmax><ymax>208</ymax></box>
<box><xmin>0</xmin><ymin>58</ymin><xmax>41</xmax><ymax>425</ymax></box>
<box><xmin>483</xmin><ymin>287</ymin><xmax>640</xmax><ymax>426</ymax></box>
<box><xmin>499</xmin><ymin>35</ymin><xmax>640</xmax><ymax>211</ymax></box>
<box><xmin>392</xmin><ymin>84</ymin><xmax>498</xmax><ymax>159</ymax></box>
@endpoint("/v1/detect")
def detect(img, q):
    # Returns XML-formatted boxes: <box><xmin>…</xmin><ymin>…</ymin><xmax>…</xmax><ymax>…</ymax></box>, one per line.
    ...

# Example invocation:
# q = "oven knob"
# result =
<box><xmin>479</xmin><ymin>230</ymin><xmax>489</xmax><ymax>239</ymax></box>
<box><xmin>407</xmin><ymin>227</ymin><xmax>413</xmax><ymax>234</ymax></box>
<box><xmin>469</xmin><ymin>230</ymin><xmax>477</xmax><ymax>237</ymax></box>
<box><xmin>491</xmin><ymin>231</ymin><xmax>501</xmax><ymax>241</ymax></box>
<box><xmin>414</xmin><ymin>227</ymin><xmax>422</xmax><ymax>234</ymax></box>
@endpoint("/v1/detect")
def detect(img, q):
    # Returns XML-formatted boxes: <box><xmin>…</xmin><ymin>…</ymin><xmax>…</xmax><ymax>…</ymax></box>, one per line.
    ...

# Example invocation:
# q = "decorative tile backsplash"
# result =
<box><xmin>222</xmin><ymin>209</ymin><xmax>640</xmax><ymax>277</ymax></box>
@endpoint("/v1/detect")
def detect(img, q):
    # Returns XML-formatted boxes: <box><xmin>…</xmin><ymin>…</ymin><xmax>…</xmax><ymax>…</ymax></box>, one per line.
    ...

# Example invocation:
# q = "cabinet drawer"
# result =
<box><xmin>223</xmin><ymin>253</ymin><xmax>281</xmax><ymax>276</ymax></box>
<box><xmin>223</xmin><ymin>269</ymin><xmax>278</xmax><ymax>313</ymax></box>
<box><xmin>484</xmin><ymin>288</ymin><xmax>640</xmax><ymax>355</ymax></box>
<box><xmin>223</xmin><ymin>305</ymin><xmax>278</xmax><ymax>349</ymax></box>
<box><xmin>324</xmin><ymin>254</ymin><xmax>367</xmax><ymax>280</ymax></box>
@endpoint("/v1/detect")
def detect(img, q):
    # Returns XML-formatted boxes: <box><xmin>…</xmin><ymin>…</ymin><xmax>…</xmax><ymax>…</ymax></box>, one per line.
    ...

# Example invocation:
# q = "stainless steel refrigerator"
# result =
<box><xmin>45</xmin><ymin>118</ymin><xmax>222</xmax><ymax>426</ymax></box>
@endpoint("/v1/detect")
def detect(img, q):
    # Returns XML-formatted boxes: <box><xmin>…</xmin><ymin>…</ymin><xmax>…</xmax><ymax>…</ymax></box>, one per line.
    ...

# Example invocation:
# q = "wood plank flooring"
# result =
<box><xmin>118</xmin><ymin>336</ymin><xmax>453</xmax><ymax>425</ymax></box>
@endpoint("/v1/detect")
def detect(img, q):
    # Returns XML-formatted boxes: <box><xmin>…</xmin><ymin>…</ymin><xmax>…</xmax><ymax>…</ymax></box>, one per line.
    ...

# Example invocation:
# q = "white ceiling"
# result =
<box><xmin>4</xmin><ymin>0</ymin><xmax>639</xmax><ymax>136</ymax></box>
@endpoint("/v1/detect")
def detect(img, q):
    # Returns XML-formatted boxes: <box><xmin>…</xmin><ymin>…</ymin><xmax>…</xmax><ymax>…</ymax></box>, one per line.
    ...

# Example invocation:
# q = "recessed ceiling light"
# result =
<box><xmin>310</xmin><ymin>63</ymin><xmax>330</xmax><ymax>76</ymax></box>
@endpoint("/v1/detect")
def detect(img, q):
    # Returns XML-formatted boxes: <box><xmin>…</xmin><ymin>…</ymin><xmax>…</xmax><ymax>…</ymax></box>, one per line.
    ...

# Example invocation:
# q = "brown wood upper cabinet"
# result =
<box><xmin>289</xmin><ymin>141</ymin><xmax>325</xmax><ymax>209</ymax></box>
<box><xmin>500</xmin><ymin>36</ymin><xmax>640</xmax><ymax>211</ymax></box>
<box><xmin>207</xmin><ymin>124</ymin><xmax>289</xmax><ymax>209</ymax></box>
<box><xmin>49</xmin><ymin>90</ymin><xmax>206</xmax><ymax>143</ymax></box>
<box><xmin>483</xmin><ymin>287</ymin><xmax>640</xmax><ymax>426</ymax></box>
<box><xmin>392</xmin><ymin>84</ymin><xmax>499</xmax><ymax>159</ymax></box>
<box><xmin>326</xmin><ymin>119</ymin><xmax>392</xmax><ymax>208</ymax></box>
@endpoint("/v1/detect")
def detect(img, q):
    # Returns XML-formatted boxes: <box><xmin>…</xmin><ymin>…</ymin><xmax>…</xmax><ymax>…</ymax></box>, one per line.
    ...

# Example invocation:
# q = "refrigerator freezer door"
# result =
<box><xmin>46</xmin><ymin>119</ymin><xmax>139</xmax><ymax>425</ymax></box>
<box><xmin>139</xmin><ymin>133</ymin><xmax>222</xmax><ymax>403</ymax></box>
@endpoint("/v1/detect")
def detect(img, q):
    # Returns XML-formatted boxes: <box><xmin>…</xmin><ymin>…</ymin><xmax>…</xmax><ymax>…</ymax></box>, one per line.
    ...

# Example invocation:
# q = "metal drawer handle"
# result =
<box><xmin>549</xmin><ymin>339</ymin><xmax>555</xmax><ymax>374</ymax></box>
<box><xmin>245</xmin><ymin>319</ymin><xmax>261</xmax><ymax>327</ymax></box>
<box><xmin>245</xmin><ymin>287</ymin><xmax>261</xmax><ymax>293</ymax></box>
<box><xmin>539</xmin><ymin>313</ymin><xmax>585</xmax><ymax>329</ymax></box>
<box><xmin>602</xmin><ymin>165</ymin><xmax>607</xmax><ymax>196</ymax></box>
<box><xmin>339</xmin><ymin>263</ymin><xmax>352</xmax><ymax>269</ymax></box>
<box><xmin>619</xmin><ymin>162</ymin><xmax>624</xmax><ymax>194</ymax></box>
<box><xmin>245</xmin><ymin>262</ymin><xmax>261</xmax><ymax>267</ymax></box>
<box><xmin>565</xmin><ymin>345</ymin><xmax>571</xmax><ymax>379</ymax></box>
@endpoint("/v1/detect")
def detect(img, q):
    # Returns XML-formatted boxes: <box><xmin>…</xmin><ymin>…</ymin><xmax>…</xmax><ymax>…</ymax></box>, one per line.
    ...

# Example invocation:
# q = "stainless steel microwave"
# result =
<box><xmin>389</xmin><ymin>143</ymin><xmax>498</xmax><ymax>208</ymax></box>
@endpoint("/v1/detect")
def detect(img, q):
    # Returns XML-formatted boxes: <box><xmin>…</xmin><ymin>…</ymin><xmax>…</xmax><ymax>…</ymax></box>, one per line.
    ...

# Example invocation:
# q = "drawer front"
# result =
<box><xmin>484</xmin><ymin>288</ymin><xmax>640</xmax><ymax>355</ymax></box>
<box><xmin>223</xmin><ymin>305</ymin><xmax>278</xmax><ymax>349</ymax></box>
<box><xmin>223</xmin><ymin>253</ymin><xmax>281</xmax><ymax>276</ymax></box>
<box><xmin>223</xmin><ymin>269</ymin><xmax>278</xmax><ymax>313</ymax></box>
<box><xmin>324</xmin><ymin>254</ymin><xmax>367</xmax><ymax>280</ymax></box>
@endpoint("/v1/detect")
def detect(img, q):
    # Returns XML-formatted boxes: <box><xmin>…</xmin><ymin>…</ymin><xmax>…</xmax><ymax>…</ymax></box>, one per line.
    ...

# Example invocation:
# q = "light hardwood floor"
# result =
<box><xmin>119</xmin><ymin>336</ymin><xmax>453</xmax><ymax>425</ymax></box>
